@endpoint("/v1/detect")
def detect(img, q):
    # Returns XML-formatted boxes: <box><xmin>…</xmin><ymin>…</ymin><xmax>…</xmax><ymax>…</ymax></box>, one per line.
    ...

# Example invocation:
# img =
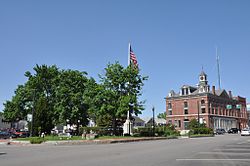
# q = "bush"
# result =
<box><xmin>134</xmin><ymin>126</ymin><xmax>180</xmax><ymax>137</ymax></box>
<box><xmin>30</xmin><ymin>137</ymin><xmax>44</xmax><ymax>144</ymax></box>
<box><xmin>190</xmin><ymin>127</ymin><xmax>213</xmax><ymax>135</ymax></box>
<box><xmin>135</xmin><ymin>127</ymin><xmax>154</xmax><ymax>137</ymax></box>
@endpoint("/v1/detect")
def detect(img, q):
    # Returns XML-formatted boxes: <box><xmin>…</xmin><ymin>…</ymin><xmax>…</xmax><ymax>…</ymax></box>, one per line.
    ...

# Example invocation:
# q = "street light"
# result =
<box><xmin>77</xmin><ymin>119</ymin><xmax>80</xmax><ymax>136</ymax></box>
<box><xmin>128</xmin><ymin>103</ymin><xmax>133</xmax><ymax>136</ymax></box>
<box><xmin>30</xmin><ymin>89</ymin><xmax>36</xmax><ymax>137</ymax></box>
<box><xmin>152</xmin><ymin>106</ymin><xmax>155</xmax><ymax>136</ymax></box>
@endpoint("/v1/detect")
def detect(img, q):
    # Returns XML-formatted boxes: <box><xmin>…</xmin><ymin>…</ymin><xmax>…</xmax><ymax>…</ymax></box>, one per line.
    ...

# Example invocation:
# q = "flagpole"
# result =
<box><xmin>128</xmin><ymin>43</ymin><xmax>131</xmax><ymax>66</ymax></box>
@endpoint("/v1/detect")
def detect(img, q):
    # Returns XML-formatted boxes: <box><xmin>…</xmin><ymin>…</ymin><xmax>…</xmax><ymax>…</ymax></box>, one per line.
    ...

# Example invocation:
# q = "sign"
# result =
<box><xmin>236</xmin><ymin>104</ymin><xmax>241</xmax><ymax>109</ymax></box>
<box><xmin>226</xmin><ymin>105</ymin><xmax>232</xmax><ymax>109</ymax></box>
<box><xmin>27</xmin><ymin>114</ymin><xmax>33</xmax><ymax>122</ymax></box>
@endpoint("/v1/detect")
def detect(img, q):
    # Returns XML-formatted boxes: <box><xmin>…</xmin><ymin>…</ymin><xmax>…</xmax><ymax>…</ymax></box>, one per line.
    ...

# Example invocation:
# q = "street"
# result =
<box><xmin>1</xmin><ymin>134</ymin><xmax>250</xmax><ymax>166</ymax></box>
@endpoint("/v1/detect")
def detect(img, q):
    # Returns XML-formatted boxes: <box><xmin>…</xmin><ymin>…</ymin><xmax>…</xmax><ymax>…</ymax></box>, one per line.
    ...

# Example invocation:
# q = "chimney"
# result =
<box><xmin>212</xmin><ymin>86</ymin><xmax>216</xmax><ymax>95</ymax></box>
<box><xmin>229</xmin><ymin>91</ymin><xmax>232</xmax><ymax>98</ymax></box>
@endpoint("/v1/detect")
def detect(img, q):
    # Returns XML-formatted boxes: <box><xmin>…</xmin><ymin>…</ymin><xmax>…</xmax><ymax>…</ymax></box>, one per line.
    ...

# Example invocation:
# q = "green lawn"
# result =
<box><xmin>15</xmin><ymin>135</ymin><xmax>136</xmax><ymax>141</ymax></box>
<box><xmin>15</xmin><ymin>135</ymin><xmax>85</xmax><ymax>141</ymax></box>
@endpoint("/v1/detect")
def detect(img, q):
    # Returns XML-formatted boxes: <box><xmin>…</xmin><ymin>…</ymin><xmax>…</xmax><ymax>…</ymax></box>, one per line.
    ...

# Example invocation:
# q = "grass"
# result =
<box><xmin>189</xmin><ymin>134</ymin><xmax>214</xmax><ymax>138</ymax></box>
<box><xmin>15</xmin><ymin>135</ymin><xmax>135</xmax><ymax>141</ymax></box>
<box><xmin>14</xmin><ymin>134</ymin><xmax>174</xmax><ymax>142</ymax></box>
<box><xmin>15</xmin><ymin>135</ymin><xmax>85</xmax><ymax>141</ymax></box>
<box><xmin>97</xmin><ymin>136</ymin><xmax>133</xmax><ymax>140</ymax></box>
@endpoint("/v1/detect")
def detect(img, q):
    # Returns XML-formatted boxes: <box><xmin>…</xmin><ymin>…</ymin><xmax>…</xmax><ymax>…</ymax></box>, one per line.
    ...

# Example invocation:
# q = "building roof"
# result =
<box><xmin>142</xmin><ymin>117</ymin><xmax>166</xmax><ymax>124</ymax></box>
<box><xmin>132</xmin><ymin>116</ymin><xmax>145</xmax><ymax>123</ymax></box>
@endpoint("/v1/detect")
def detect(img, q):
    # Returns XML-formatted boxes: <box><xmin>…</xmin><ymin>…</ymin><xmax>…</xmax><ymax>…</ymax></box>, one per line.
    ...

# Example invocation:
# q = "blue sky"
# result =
<box><xmin>1</xmin><ymin>0</ymin><xmax>250</xmax><ymax>118</ymax></box>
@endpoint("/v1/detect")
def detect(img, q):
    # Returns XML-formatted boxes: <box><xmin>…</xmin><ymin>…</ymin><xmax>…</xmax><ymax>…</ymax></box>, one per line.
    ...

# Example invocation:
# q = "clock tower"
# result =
<box><xmin>198</xmin><ymin>71</ymin><xmax>210</xmax><ymax>93</ymax></box>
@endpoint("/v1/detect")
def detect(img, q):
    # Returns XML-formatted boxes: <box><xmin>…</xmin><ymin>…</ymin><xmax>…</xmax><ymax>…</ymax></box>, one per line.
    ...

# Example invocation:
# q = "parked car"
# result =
<box><xmin>0</xmin><ymin>131</ymin><xmax>11</xmax><ymax>139</ymax></box>
<box><xmin>241</xmin><ymin>128</ymin><xmax>250</xmax><ymax>136</ymax></box>
<box><xmin>215</xmin><ymin>128</ymin><xmax>226</xmax><ymax>135</ymax></box>
<box><xmin>14</xmin><ymin>130</ymin><xmax>29</xmax><ymax>138</ymax></box>
<box><xmin>228</xmin><ymin>128</ymin><xmax>239</xmax><ymax>134</ymax></box>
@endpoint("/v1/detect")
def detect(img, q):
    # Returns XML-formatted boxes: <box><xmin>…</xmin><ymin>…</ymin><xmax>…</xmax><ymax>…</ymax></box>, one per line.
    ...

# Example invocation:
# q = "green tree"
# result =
<box><xmin>97</xmin><ymin>62</ymin><xmax>148</xmax><ymax>135</ymax></box>
<box><xmin>4</xmin><ymin>65</ymin><xmax>60</xmax><ymax>135</ymax></box>
<box><xmin>157</xmin><ymin>112</ymin><xmax>166</xmax><ymax>119</ymax></box>
<box><xmin>54</xmin><ymin>69</ymin><xmax>89</xmax><ymax>127</ymax></box>
<box><xmin>188</xmin><ymin>119</ymin><xmax>206</xmax><ymax>129</ymax></box>
<box><xmin>3</xmin><ymin>85</ymin><xmax>30</xmax><ymax>123</ymax></box>
<box><xmin>24</xmin><ymin>64</ymin><xmax>60</xmax><ymax>135</ymax></box>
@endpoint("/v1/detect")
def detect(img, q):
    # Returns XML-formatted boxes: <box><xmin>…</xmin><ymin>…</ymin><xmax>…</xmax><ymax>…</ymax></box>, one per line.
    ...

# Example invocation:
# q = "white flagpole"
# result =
<box><xmin>128</xmin><ymin>43</ymin><xmax>131</xmax><ymax>66</ymax></box>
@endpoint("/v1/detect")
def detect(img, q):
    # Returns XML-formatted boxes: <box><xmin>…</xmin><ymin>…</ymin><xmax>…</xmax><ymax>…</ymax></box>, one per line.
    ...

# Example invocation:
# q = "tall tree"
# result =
<box><xmin>54</xmin><ymin>69</ymin><xmax>89</xmax><ymax>127</ymax></box>
<box><xmin>24</xmin><ymin>64</ymin><xmax>60</xmax><ymax>134</ymax></box>
<box><xmin>97</xmin><ymin>62</ymin><xmax>148</xmax><ymax>134</ymax></box>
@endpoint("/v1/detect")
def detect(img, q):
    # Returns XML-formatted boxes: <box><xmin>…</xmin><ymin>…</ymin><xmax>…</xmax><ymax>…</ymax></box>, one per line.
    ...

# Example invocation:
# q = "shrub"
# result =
<box><xmin>30</xmin><ymin>137</ymin><xmax>44</xmax><ymax>144</ymax></box>
<box><xmin>80</xmin><ymin>127</ymin><xmax>102</xmax><ymax>135</ymax></box>
<box><xmin>134</xmin><ymin>126</ymin><xmax>180</xmax><ymax>137</ymax></box>
<box><xmin>190</xmin><ymin>127</ymin><xmax>213</xmax><ymax>135</ymax></box>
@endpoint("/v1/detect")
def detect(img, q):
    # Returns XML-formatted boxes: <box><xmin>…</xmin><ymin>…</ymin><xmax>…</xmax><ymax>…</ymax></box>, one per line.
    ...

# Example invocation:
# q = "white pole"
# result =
<box><xmin>128</xmin><ymin>43</ymin><xmax>131</xmax><ymax>66</ymax></box>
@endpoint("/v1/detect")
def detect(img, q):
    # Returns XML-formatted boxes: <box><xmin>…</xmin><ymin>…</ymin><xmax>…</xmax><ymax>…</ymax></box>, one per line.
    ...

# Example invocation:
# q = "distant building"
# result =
<box><xmin>165</xmin><ymin>71</ymin><xmax>248</xmax><ymax>131</ymax></box>
<box><xmin>132</xmin><ymin>116</ymin><xmax>145</xmax><ymax>128</ymax></box>
<box><xmin>247</xmin><ymin>103</ymin><xmax>250</xmax><ymax>127</ymax></box>
<box><xmin>143</xmin><ymin>117</ymin><xmax>166</xmax><ymax>127</ymax></box>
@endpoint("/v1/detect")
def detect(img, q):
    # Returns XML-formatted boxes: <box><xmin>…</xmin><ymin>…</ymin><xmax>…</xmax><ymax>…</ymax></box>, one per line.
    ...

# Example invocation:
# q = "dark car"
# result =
<box><xmin>0</xmin><ymin>131</ymin><xmax>11</xmax><ymax>139</ymax></box>
<box><xmin>215</xmin><ymin>129</ymin><xmax>226</xmax><ymax>135</ymax></box>
<box><xmin>228</xmin><ymin>128</ymin><xmax>238</xmax><ymax>134</ymax></box>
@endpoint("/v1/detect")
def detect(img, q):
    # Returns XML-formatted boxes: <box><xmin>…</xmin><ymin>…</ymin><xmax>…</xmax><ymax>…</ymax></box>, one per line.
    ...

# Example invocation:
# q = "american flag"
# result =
<box><xmin>130</xmin><ymin>45</ymin><xmax>138</xmax><ymax>69</ymax></box>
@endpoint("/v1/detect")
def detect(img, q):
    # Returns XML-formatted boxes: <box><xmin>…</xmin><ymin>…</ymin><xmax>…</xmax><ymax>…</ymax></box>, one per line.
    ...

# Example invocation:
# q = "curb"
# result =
<box><xmin>9</xmin><ymin>137</ymin><xmax>169</xmax><ymax>146</ymax></box>
<box><xmin>44</xmin><ymin>137</ymin><xmax>169</xmax><ymax>146</ymax></box>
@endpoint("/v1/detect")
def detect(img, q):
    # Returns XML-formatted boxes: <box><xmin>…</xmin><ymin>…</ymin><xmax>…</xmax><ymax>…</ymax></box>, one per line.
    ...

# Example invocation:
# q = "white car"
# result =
<box><xmin>241</xmin><ymin>128</ymin><xmax>250</xmax><ymax>136</ymax></box>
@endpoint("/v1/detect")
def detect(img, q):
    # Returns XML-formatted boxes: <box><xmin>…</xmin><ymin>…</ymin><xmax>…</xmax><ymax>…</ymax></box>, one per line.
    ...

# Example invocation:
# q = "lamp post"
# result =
<box><xmin>152</xmin><ymin>106</ymin><xmax>155</xmax><ymax>136</ymax></box>
<box><xmin>30</xmin><ymin>89</ymin><xmax>36</xmax><ymax>137</ymax></box>
<box><xmin>128</xmin><ymin>103</ymin><xmax>133</xmax><ymax>136</ymax></box>
<box><xmin>77</xmin><ymin>119</ymin><xmax>80</xmax><ymax>136</ymax></box>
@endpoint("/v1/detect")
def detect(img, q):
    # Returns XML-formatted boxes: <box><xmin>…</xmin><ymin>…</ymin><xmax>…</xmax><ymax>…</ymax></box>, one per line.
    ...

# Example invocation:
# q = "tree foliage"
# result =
<box><xmin>3</xmin><ymin>62</ymin><xmax>148</xmax><ymax>136</ymax></box>
<box><xmin>96</xmin><ymin>62</ymin><xmax>148</xmax><ymax>134</ymax></box>
<box><xmin>157</xmin><ymin>112</ymin><xmax>166</xmax><ymax>119</ymax></box>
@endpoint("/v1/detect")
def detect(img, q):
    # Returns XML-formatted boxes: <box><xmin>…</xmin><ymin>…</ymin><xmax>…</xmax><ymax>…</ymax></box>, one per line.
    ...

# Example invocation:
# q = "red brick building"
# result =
<box><xmin>165</xmin><ymin>71</ymin><xmax>248</xmax><ymax>131</ymax></box>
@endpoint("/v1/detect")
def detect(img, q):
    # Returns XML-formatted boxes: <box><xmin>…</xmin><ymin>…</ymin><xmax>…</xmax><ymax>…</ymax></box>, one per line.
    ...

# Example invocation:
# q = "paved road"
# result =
<box><xmin>0</xmin><ymin>134</ymin><xmax>250</xmax><ymax>166</ymax></box>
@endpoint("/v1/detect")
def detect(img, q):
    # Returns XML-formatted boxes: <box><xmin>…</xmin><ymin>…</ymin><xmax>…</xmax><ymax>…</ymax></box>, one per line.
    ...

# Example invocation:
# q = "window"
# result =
<box><xmin>184</xmin><ymin>109</ymin><xmax>188</xmax><ymax>114</ymax></box>
<box><xmin>168</xmin><ymin>110</ymin><xmax>172</xmax><ymax>115</ymax></box>
<box><xmin>182</xmin><ymin>89</ymin><xmax>185</xmax><ymax>95</ymax></box>
<box><xmin>174</xmin><ymin>120</ymin><xmax>181</xmax><ymax>128</ymax></box>
<box><xmin>184</xmin><ymin>102</ymin><xmax>188</xmax><ymax>108</ymax></box>
<box><xmin>215</xmin><ymin>108</ymin><xmax>218</xmax><ymax>114</ymax></box>
<box><xmin>201</xmin><ymin>108</ymin><xmax>206</xmax><ymax>113</ymax></box>
<box><xmin>184</xmin><ymin>119</ymin><xmax>189</xmax><ymax>130</ymax></box>
<box><xmin>201</xmin><ymin>100</ymin><xmax>205</xmax><ymax>105</ymax></box>
<box><xmin>168</xmin><ymin>103</ymin><xmax>172</xmax><ymax>109</ymax></box>
<box><xmin>178</xmin><ymin>120</ymin><xmax>181</xmax><ymax>128</ymax></box>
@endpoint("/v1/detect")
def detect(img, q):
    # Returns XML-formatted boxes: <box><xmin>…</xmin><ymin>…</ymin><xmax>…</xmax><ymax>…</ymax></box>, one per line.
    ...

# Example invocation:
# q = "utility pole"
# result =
<box><xmin>152</xmin><ymin>106</ymin><xmax>155</xmax><ymax>136</ymax></box>
<box><xmin>216</xmin><ymin>46</ymin><xmax>221</xmax><ymax>90</ymax></box>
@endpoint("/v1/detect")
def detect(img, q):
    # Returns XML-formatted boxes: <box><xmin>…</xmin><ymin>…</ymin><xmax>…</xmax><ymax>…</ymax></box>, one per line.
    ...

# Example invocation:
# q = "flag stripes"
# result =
<box><xmin>130</xmin><ymin>45</ymin><xmax>138</xmax><ymax>69</ymax></box>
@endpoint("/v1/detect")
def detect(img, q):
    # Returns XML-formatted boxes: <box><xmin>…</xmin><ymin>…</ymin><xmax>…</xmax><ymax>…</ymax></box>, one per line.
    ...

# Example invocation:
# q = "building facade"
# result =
<box><xmin>166</xmin><ymin>71</ymin><xmax>248</xmax><ymax>131</ymax></box>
